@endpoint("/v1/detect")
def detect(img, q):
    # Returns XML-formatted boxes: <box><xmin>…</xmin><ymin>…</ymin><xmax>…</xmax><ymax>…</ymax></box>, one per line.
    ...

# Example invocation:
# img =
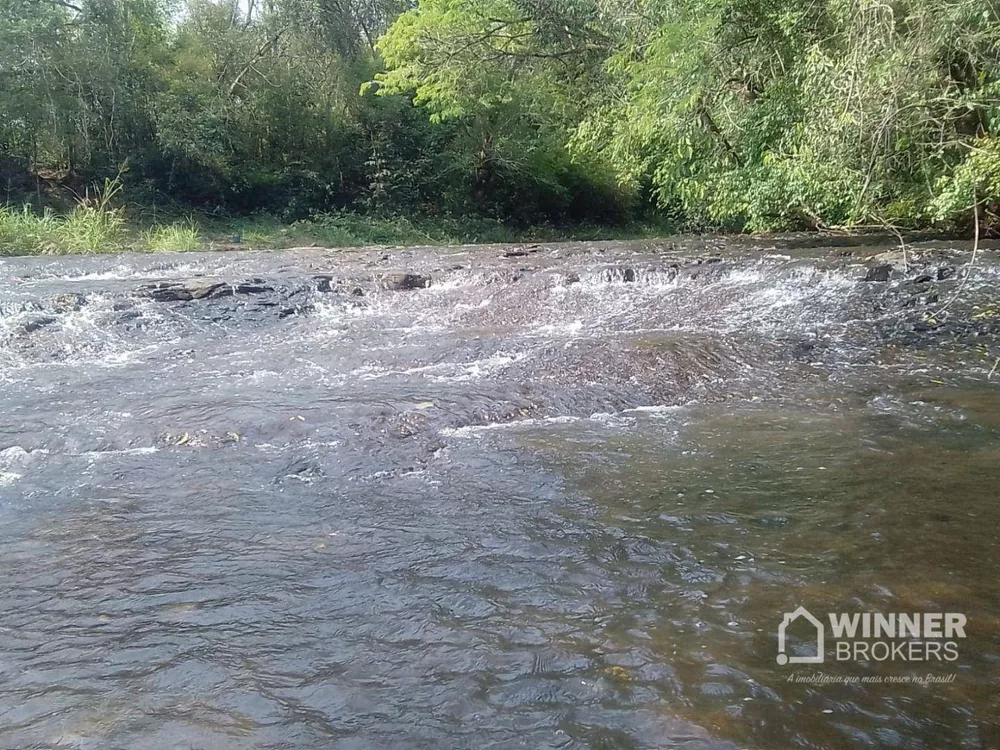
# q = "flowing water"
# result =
<box><xmin>0</xmin><ymin>237</ymin><xmax>998</xmax><ymax>749</ymax></box>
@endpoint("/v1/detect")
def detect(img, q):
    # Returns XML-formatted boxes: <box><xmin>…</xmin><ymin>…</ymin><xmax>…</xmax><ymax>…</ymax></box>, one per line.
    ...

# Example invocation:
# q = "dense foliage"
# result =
<box><xmin>2</xmin><ymin>0</ymin><xmax>998</xmax><ymax>231</ymax></box>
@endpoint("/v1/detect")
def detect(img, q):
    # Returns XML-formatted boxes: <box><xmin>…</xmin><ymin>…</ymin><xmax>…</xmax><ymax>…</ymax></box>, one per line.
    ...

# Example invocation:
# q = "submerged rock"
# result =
<box><xmin>141</xmin><ymin>279</ymin><xmax>231</xmax><ymax>302</ymax></box>
<box><xmin>864</xmin><ymin>264</ymin><xmax>893</xmax><ymax>282</ymax></box>
<box><xmin>381</xmin><ymin>272</ymin><xmax>430</xmax><ymax>291</ymax></box>
<box><xmin>937</xmin><ymin>266</ymin><xmax>956</xmax><ymax>281</ymax></box>
<box><xmin>273</xmin><ymin>457</ymin><xmax>325</xmax><ymax>483</ymax></box>
<box><xmin>503</xmin><ymin>244</ymin><xmax>540</xmax><ymax>258</ymax></box>
<box><xmin>234</xmin><ymin>279</ymin><xmax>271</xmax><ymax>295</ymax></box>
<box><xmin>19</xmin><ymin>314</ymin><xmax>57</xmax><ymax>333</ymax></box>
<box><xmin>313</xmin><ymin>275</ymin><xmax>334</xmax><ymax>293</ymax></box>
<box><xmin>139</xmin><ymin>277</ymin><xmax>276</xmax><ymax>302</ymax></box>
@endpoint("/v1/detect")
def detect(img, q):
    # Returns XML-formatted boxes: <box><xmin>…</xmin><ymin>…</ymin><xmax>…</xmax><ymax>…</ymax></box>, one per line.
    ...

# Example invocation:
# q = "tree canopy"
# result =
<box><xmin>2</xmin><ymin>0</ymin><xmax>998</xmax><ymax>231</ymax></box>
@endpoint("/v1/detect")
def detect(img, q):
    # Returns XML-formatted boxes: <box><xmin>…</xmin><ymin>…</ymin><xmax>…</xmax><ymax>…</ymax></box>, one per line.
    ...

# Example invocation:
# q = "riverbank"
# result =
<box><xmin>0</xmin><ymin>202</ymin><xmax>676</xmax><ymax>257</ymax></box>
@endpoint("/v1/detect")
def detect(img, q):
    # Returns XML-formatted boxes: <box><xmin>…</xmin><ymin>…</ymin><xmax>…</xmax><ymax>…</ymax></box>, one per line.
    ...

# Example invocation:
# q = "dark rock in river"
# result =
<box><xmin>141</xmin><ymin>279</ymin><xmax>230</xmax><ymax>302</ymax></box>
<box><xmin>139</xmin><ymin>278</ymin><xmax>276</xmax><ymax>302</ymax></box>
<box><xmin>381</xmin><ymin>272</ymin><xmax>430</xmax><ymax>291</ymax></box>
<box><xmin>272</xmin><ymin>457</ymin><xmax>325</xmax><ymax>484</ymax></box>
<box><xmin>789</xmin><ymin>339</ymin><xmax>817</xmax><ymax>359</ymax></box>
<box><xmin>503</xmin><ymin>244</ymin><xmax>540</xmax><ymax>258</ymax></box>
<box><xmin>20</xmin><ymin>314</ymin><xmax>57</xmax><ymax>333</ymax></box>
<box><xmin>234</xmin><ymin>279</ymin><xmax>272</xmax><ymax>295</ymax></box>
<box><xmin>937</xmin><ymin>266</ymin><xmax>956</xmax><ymax>281</ymax></box>
<box><xmin>864</xmin><ymin>264</ymin><xmax>892</xmax><ymax>282</ymax></box>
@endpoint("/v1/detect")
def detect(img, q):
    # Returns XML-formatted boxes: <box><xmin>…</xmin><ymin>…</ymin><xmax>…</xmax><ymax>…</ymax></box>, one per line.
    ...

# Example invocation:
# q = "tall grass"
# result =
<box><xmin>57</xmin><ymin>177</ymin><xmax>127</xmax><ymax>254</ymax></box>
<box><xmin>143</xmin><ymin>221</ymin><xmax>201</xmax><ymax>252</ymax></box>
<box><xmin>0</xmin><ymin>177</ymin><xmax>127</xmax><ymax>255</ymax></box>
<box><xmin>0</xmin><ymin>205</ymin><xmax>58</xmax><ymax>255</ymax></box>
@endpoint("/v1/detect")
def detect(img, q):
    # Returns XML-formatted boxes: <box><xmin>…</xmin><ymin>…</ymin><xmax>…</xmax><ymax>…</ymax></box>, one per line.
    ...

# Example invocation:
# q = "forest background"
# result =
<box><xmin>1</xmin><ymin>0</ymin><xmax>998</xmax><ymax>252</ymax></box>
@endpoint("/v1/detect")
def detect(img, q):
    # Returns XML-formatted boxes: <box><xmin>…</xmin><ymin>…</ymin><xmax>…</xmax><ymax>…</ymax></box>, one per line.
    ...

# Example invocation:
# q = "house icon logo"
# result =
<box><xmin>777</xmin><ymin>606</ymin><xmax>825</xmax><ymax>665</ymax></box>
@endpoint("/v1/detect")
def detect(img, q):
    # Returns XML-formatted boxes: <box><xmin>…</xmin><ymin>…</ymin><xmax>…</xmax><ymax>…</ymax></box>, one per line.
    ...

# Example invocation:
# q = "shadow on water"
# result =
<box><xmin>0</xmin><ymin>237</ymin><xmax>998</xmax><ymax>748</ymax></box>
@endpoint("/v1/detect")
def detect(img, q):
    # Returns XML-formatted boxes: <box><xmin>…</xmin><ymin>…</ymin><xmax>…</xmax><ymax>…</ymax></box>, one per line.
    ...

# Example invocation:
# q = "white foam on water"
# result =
<box><xmin>441</xmin><ymin>414</ymin><xmax>582</xmax><ymax>438</ymax></box>
<box><xmin>0</xmin><ymin>471</ymin><xmax>21</xmax><ymax>486</ymax></box>
<box><xmin>254</xmin><ymin>442</ymin><xmax>286</xmax><ymax>453</ymax></box>
<box><xmin>1</xmin><ymin>446</ymin><xmax>48</xmax><ymax>466</ymax></box>
<box><xmin>867</xmin><ymin>394</ymin><xmax>966</xmax><ymax>424</ymax></box>
<box><xmin>0</xmin><ymin>446</ymin><xmax>48</xmax><ymax>483</ymax></box>
<box><xmin>74</xmin><ymin>446</ymin><xmax>159</xmax><ymax>458</ymax></box>
<box><xmin>587</xmin><ymin>411</ymin><xmax>637</xmax><ymax>428</ymax></box>
<box><xmin>425</xmin><ymin>272</ymin><xmax>486</xmax><ymax>291</ymax></box>
<box><xmin>314</xmin><ymin>296</ymin><xmax>454</xmax><ymax>339</ymax></box>
<box><xmin>358</xmin><ymin>351</ymin><xmax>530</xmax><ymax>382</ymax></box>
<box><xmin>683</xmin><ymin>264</ymin><xmax>861</xmax><ymax>334</ymax></box>
<box><xmin>442</xmin><ymin>402</ymin><xmax>691</xmax><ymax>440</ymax></box>
<box><xmin>453</xmin><ymin>298</ymin><xmax>492</xmax><ymax>312</ymax></box>
<box><xmin>428</xmin><ymin>351</ymin><xmax>529</xmax><ymax>382</ymax></box>
<box><xmin>625</xmin><ymin>404</ymin><xmax>687</xmax><ymax>415</ymax></box>
<box><xmin>25</xmin><ymin>261</ymin><xmax>210</xmax><ymax>283</ymax></box>
<box><xmin>581</xmin><ymin>267</ymin><xmax>682</xmax><ymax>287</ymax></box>
<box><xmin>311</xmin><ymin>299</ymin><xmax>354</xmax><ymax>321</ymax></box>
<box><xmin>527</xmin><ymin>319</ymin><xmax>584</xmax><ymax>337</ymax></box>
<box><xmin>0</xmin><ymin>293</ymin><xmax>184</xmax><ymax>376</ymax></box>
<box><xmin>355</xmin><ymin>466</ymin><xmax>430</xmax><ymax>483</ymax></box>
<box><xmin>384</xmin><ymin>323</ymin><xmax>450</xmax><ymax>335</ymax></box>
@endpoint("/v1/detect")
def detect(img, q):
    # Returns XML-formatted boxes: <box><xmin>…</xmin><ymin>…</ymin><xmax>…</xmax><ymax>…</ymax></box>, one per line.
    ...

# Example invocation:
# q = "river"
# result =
<box><xmin>1</xmin><ymin>237</ymin><xmax>997</xmax><ymax>748</ymax></box>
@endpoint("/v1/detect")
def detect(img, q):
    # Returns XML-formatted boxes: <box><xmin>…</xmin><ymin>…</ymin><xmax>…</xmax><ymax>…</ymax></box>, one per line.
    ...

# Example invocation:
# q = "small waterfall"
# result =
<box><xmin>584</xmin><ymin>265</ymin><xmax>681</xmax><ymax>286</ymax></box>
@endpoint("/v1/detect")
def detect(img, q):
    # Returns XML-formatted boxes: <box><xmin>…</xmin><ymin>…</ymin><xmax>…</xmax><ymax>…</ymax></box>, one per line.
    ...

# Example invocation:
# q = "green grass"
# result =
<box><xmin>58</xmin><ymin>202</ymin><xmax>127</xmax><ymax>254</ymax></box>
<box><xmin>0</xmin><ymin>205</ymin><xmax>57</xmax><ymax>255</ymax></box>
<box><xmin>0</xmin><ymin>203</ymin><xmax>129</xmax><ymax>255</ymax></box>
<box><xmin>143</xmin><ymin>221</ymin><xmax>201</xmax><ymax>252</ymax></box>
<box><xmin>0</xmin><ymin>203</ymin><xmax>674</xmax><ymax>257</ymax></box>
<box><xmin>0</xmin><ymin>176</ymin><xmax>131</xmax><ymax>255</ymax></box>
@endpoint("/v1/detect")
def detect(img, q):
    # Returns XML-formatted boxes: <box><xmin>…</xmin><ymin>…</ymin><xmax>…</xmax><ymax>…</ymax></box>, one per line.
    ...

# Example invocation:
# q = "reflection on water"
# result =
<box><xmin>0</xmin><ymin>239</ymin><xmax>998</xmax><ymax>748</ymax></box>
